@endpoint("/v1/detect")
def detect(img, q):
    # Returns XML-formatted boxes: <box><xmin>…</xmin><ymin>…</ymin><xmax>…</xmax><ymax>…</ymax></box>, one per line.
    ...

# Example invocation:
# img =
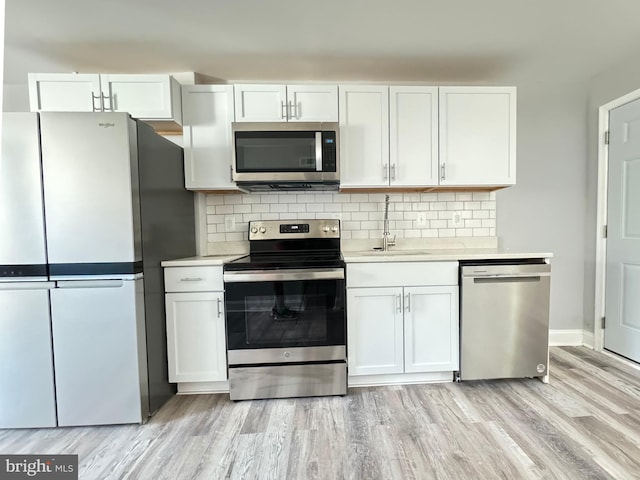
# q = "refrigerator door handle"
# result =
<box><xmin>56</xmin><ymin>280</ymin><xmax>125</xmax><ymax>289</ymax></box>
<box><xmin>0</xmin><ymin>281</ymin><xmax>55</xmax><ymax>290</ymax></box>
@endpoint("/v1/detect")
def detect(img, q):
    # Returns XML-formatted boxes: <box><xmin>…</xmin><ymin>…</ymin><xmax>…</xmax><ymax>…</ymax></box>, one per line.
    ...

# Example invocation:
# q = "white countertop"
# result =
<box><xmin>160</xmin><ymin>254</ymin><xmax>246</xmax><ymax>267</ymax></box>
<box><xmin>161</xmin><ymin>249</ymin><xmax>552</xmax><ymax>267</ymax></box>
<box><xmin>342</xmin><ymin>248</ymin><xmax>553</xmax><ymax>263</ymax></box>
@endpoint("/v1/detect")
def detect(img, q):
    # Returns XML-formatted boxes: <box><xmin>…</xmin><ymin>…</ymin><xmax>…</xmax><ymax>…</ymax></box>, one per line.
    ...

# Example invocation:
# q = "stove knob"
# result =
<box><xmin>250</xmin><ymin>227</ymin><xmax>258</xmax><ymax>234</ymax></box>
<box><xmin>331</xmin><ymin>225</ymin><xmax>339</xmax><ymax>232</ymax></box>
<box><xmin>259</xmin><ymin>227</ymin><xmax>266</xmax><ymax>234</ymax></box>
<box><xmin>322</xmin><ymin>226</ymin><xmax>330</xmax><ymax>233</ymax></box>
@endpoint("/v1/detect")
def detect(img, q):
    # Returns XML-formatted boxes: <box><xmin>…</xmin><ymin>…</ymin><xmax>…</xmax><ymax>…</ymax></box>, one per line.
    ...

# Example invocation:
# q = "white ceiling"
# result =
<box><xmin>5</xmin><ymin>0</ymin><xmax>640</xmax><ymax>85</ymax></box>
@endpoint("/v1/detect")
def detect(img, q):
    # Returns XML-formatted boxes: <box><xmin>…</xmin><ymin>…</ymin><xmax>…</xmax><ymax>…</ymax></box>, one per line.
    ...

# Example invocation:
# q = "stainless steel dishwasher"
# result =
<box><xmin>459</xmin><ymin>260</ymin><xmax>551</xmax><ymax>381</ymax></box>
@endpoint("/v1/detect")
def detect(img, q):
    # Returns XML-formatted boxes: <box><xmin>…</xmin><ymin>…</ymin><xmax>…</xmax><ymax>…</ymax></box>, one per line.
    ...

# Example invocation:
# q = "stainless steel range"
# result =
<box><xmin>223</xmin><ymin>219</ymin><xmax>346</xmax><ymax>401</ymax></box>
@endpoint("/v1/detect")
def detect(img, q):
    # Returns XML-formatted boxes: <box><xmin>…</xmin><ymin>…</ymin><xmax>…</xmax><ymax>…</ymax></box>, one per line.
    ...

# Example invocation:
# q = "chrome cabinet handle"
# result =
<box><xmin>396</xmin><ymin>293</ymin><xmax>402</xmax><ymax>313</ymax></box>
<box><xmin>391</xmin><ymin>164</ymin><xmax>396</xmax><ymax>181</ymax></box>
<box><xmin>229</xmin><ymin>165</ymin><xmax>233</xmax><ymax>182</ymax></box>
<box><xmin>179</xmin><ymin>277</ymin><xmax>203</xmax><ymax>282</ymax></box>
<box><xmin>289</xmin><ymin>101</ymin><xmax>298</xmax><ymax>120</ymax></box>
<box><xmin>441</xmin><ymin>163</ymin><xmax>446</xmax><ymax>181</ymax></box>
<box><xmin>281</xmin><ymin>101</ymin><xmax>287</xmax><ymax>119</ymax></box>
<box><xmin>383</xmin><ymin>163</ymin><xmax>389</xmax><ymax>180</ymax></box>
<box><xmin>405</xmin><ymin>292</ymin><xmax>411</xmax><ymax>312</ymax></box>
<box><xmin>217</xmin><ymin>297</ymin><xmax>222</xmax><ymax>317</ymax></box>
<box><xmin>92</xmin><ymin>93</ymin><xmax>102</xmax><ymax>112</ymax></box>
<box><xmin>102</xmin><ymin>93</ymin><xmax>113</xmax><ymax>112</ymax></box>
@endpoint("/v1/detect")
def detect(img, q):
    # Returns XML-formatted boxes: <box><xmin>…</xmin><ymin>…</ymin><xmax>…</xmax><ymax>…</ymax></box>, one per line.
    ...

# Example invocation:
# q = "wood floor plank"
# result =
<box><xmin>2</xmin><ymin>347</ymin><xmax>640</xmax><ymax>480</ymax></box>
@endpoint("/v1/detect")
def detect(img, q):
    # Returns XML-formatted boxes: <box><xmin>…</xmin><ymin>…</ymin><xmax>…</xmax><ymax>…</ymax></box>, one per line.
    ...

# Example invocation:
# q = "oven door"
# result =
<box><xmin>223</xmin><ymin>268</ymin><xmax>345</xmax><ymax>363</ymax></box>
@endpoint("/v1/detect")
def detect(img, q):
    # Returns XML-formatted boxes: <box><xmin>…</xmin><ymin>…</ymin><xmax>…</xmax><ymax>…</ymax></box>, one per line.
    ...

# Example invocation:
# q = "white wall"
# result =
<box><xmin>497</xmin><ymin>81</ymin><xmax>589</xmax><ymax>331</ymax></box>
<box><xmin>584</xmin><ymin>50</ymin><xmax>640</xmax><ymax>332</ymax></box>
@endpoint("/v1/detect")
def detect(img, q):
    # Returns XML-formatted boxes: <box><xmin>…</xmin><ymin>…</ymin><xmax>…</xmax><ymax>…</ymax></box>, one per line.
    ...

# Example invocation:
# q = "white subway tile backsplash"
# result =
<box><xmin>215</xmin><ymin>205</ymin><xmax>234</xmax><ymax>215</ymax></box>
<box><xmin>223</xmin><ymin>194</ymin><xmax>243</xmax><ymax>205</ymax></box>
<box><xmin>204</xmin><ymin>191</ymin><xmax>498</xmax><ymax>244</ymax></box>
<box><xmin>473</xmin><ymin>192</ymin><xmax>490</xmax><ymax>201</ymax></box>
<box><xmin>233</xmin><ymin>204</ymin><xmax>251</xmax><ymax>214</ymax></box>
<box><xmin>270</xmin><ymin>204</ymin><xmax>288</xmax><ymax>213</ymax></box>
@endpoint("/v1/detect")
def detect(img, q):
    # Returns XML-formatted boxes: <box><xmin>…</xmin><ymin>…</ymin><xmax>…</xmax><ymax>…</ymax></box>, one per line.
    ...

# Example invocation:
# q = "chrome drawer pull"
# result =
<box><xmin>179</xmin><ymin>277</ymin><xmax>203</xmax><ymax>282</ymax></box>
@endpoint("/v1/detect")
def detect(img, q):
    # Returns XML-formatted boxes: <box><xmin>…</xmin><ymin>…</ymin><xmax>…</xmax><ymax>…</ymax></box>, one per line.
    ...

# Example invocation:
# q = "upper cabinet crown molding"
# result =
<box><xmin>28</xmin><ymin>73</ymin><xmax>183</xmax><ymax>128</ymax></box>
<box><xmin>234</xmin><ymin>84</ymin><xmax>338</xmax><ymax>122</ymax></box>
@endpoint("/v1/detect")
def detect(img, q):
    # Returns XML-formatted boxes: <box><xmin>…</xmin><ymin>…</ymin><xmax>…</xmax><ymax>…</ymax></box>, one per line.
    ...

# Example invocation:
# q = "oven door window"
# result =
<box><xmin>235</xmin><ymin>131</ymin><xmax>317</xmax><ymax>172</ymax></box>
<box><xmin>225</xmin><ymin>278</ymin><xmax>345</xmax><ymax>349</ymax></box>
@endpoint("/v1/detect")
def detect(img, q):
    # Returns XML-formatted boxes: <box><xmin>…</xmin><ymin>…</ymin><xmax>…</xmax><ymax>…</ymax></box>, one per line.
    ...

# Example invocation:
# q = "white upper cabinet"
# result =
<box><xmin>390</xmin><ymin>86</ymin><xmax>439</xmax><ymax>187</ymax></box>
<box><xmin>99</xmin><ymin>74</ymin><xmax>182</xmax><ymax>122</ymax></box>
<box><xmin>287</xmin><ymin>85</ymin><xmax>339</xmax><ymax>122</ymax></box>
<box><xmin>234</xmin><ymin>84</ymin><xmax>338</xmax><ymax>122</ymax></box>
<box><xmin>439</xmin><ymin>86</ymin><xmax>516</xmax><ymax>186</ymax></box>
<box><xmin>28</xmin><ymin>73</ymin><xmax>102</xmax><ymax>112</ymax></box>
<box><xmin>338</xmin><ymin>85</ymin><xmax>390</xmax><ymax>187</ymax></box>
<box><xmin>28</xmin><ymin>73</ymin><xmax>183</xmax><ymax>124</ymax></box>
<box><xmin>182</xmin><ymin>85</ymin><xmax>237</xmax><ymax>190</ymax></box>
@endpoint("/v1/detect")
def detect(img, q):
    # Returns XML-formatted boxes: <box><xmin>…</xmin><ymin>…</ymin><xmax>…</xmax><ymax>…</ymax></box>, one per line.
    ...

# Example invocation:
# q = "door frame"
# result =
<box><xmin>594</xmin><ymin>87</ymin><xmax>640</xmax><ymax>352</ymax></box>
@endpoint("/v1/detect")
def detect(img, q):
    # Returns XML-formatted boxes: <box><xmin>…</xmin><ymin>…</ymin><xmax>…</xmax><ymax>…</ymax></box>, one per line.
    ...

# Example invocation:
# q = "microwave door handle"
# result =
<box><xmin>315</xmin><ymin>132</ymin><xmax>322</xmax><ymax>172</ymax></box>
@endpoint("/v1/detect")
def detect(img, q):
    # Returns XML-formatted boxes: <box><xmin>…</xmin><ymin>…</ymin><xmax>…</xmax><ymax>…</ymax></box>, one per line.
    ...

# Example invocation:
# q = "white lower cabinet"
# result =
<box><xmin>164</xmin><ymin>266</ymin><xmax>227</xmax><ymax>385</ymax></box>
<box><xmin>346</xmin><ymin>262</ymin><xmax>459</xmax><ymax>381</ymax></box>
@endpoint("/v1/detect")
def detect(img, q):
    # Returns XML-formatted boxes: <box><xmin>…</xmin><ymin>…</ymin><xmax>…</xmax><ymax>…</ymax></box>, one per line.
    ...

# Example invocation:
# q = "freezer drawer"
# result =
<box><xmin>0</xmin><ymin>284</ymin><xmax>57</xmax><ymax>428</ymax></box>
<box><xmin>50</xmin><ymin>278</ymin><xmax>149</xmax><ymax>426</ymax></box>
<box><xmin>460</xmin><ymin>263</ymin><xmax>551</xmax><ymax>381</ymax></box>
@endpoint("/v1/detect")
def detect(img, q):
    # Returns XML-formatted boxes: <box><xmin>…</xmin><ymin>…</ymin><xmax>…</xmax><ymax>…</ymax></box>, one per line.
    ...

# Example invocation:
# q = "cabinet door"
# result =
<box><xmin>287</xmin><ymin>84</ymin><xmax>338</xmax><ymax>122</ymax></box>
<box><xmin>390</xmin><ymin>86</ymin><xmax>438</xmax><ymax>187</ymax></box>
<box><xmin>100</xmin><ymin>74</ymin><xmax>182</xmax><ymax>122</ymax></box>
<box><xmin>404</xmin><ymin>286</ymin><xmax>459</xmax><ymax>373</ymax></box>
<box><xmin>347</xmin><ymin>287</ymin><xmax>403</xmax><ymax>375</ymax></box>
<box><xmin>182</xmin><ymin>85</ymin><xmax>237</xmax><ymax>190</ymax></box>
<box><xmin>339</xmin><ymin>85</ymin><xmax>390</xmax><ymax>187</ymax></box>
<box><xmin>165</xmin><ymin>292</ymin><xmax>227</xmax><ymax>383</ymax></box>
<box><xmin>439</xmin><ymin>86</ymin><xmax>516</xmax><ymax>186</ymax></box>
<box><xmin>234</xmin><ymin>84</ymin><xmax>287</xmax><ymax>122</ymax></box>
<box><xmin>28</xmin><ymin>73</ymin><xmax>102</xmax><ymax>112</ymax></box>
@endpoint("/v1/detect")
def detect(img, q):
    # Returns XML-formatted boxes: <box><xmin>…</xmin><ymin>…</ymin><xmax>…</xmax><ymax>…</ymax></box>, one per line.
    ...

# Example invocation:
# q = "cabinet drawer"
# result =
<box><xmin>164</xmin><ymin>266</ymin><xmax>223</xmax><ymax>292</ymax></box>
<box><xmin>347</xmin><ymin>261</ymin><xmax>458</xmax><ymax>287</ymax></box>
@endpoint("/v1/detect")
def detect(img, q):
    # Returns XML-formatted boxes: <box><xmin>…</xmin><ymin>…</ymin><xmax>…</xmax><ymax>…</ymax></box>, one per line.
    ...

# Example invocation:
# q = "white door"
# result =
<box><xmin>403</xmin><ymin>286</ymin><xmax>459</xmax><ymax>373</ymax></box>
<box><xmin>390</xmin><ymin>86</ymin><xmax>438</xmax><ymax>187</ymax></box>
<box><xmin>287</xmin><ymin>85</ymin><xmax>339</xmax><ymax>122</ymax></box>
<box><xmin>605</xmin><ymin>98</ymin><xmax>640</xmax><ymax>363</ymax></box>
<box><xmin>339</xmin><ymin>85</ymin><xmax>389</xmax><ymax>187</ymax></box>
<box><xmin>182</xmin><ymin>85</ymin><xmax>237</xmax><ymax>190</ymax></box>
<box><xmin>234</xmin><ymin>84</ymin><xmax>287</xmax><ymax>122</ymax></box>
<box><xmin>28</xmin><ymin>73</ymin><xmax>102</xmax><ymax>112</ymax></box>
<box><xmin>165</xmin><ymin>292</ymin><xmax>227</xmax><ymax>383</ymax></box>
<box><xmin>347</xmin><ymin>287</ymin><xmax>403</xmax><ymax>375</ymax></box>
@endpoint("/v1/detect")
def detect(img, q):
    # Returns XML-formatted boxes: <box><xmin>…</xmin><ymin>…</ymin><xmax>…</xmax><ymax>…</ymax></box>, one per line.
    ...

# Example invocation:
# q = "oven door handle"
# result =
<box><xmin>224</xmin><ymin>268</ymin><xmax>344</xmax><ymax>283</ymax></box>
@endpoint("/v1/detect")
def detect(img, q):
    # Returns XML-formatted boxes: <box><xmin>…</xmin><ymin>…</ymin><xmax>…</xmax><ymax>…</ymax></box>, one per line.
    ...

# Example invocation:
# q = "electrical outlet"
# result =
<box><xmin>416</xmin><ymin>212</ymin><xmax>428</xmax><ymax>227</ymax></box>
<box><xmin>452</xmin><ymin>211</ymin><xmax>464</xmax><ymax>227</ymax></box>
<box><xmin>224</xmin><ymin>215</ymin><xmax>236</xmax><ymax>232</ymax></box>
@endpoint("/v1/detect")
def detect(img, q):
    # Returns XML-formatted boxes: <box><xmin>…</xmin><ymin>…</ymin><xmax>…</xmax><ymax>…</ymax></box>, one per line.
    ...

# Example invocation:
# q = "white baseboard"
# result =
<box><xmin>582</xmin><ymin>330</ymin><xmax>595</xmax><ymax>349</ymax></box>
<box><xmin>549</xmin><ymin>329</ymin><xmax>593</xmax><ymax>347</ymax></box>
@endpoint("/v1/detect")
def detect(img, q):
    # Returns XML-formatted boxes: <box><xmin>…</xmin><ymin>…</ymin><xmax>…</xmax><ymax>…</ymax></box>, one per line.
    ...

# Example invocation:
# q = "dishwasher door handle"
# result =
<box><xmin>472</xmin><ymin>274</ymin><xmax>548</xmax><ymax>283</ymax></box>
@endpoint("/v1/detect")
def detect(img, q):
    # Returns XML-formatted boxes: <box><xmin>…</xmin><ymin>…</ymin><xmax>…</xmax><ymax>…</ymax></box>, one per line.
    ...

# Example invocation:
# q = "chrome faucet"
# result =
<box><xmin>382</xmin><ymin>194</ymin><xmax>396</xmax><ymax>251</ymax></box>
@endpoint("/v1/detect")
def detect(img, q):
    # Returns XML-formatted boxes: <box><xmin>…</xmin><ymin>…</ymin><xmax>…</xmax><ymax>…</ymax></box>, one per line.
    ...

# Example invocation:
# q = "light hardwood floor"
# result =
<box><xmin>2</xmin><ymin>347</ymin><xmax>640</xmax><ymax>479</ymax></box>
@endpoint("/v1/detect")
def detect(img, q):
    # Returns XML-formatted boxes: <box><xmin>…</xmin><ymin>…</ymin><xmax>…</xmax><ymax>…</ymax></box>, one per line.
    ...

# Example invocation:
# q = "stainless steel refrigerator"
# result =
<box><xmin>0</xmin><ymin>112</ymin><xmax>195</xmax><ymax>428</ymax></box>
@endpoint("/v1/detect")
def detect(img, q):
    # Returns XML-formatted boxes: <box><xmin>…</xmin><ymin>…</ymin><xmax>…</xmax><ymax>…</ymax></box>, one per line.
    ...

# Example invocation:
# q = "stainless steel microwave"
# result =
<box><xmin>231</xmin><ymin>122</ymin><xmax>339</xmax><ymax>191</ymax></box>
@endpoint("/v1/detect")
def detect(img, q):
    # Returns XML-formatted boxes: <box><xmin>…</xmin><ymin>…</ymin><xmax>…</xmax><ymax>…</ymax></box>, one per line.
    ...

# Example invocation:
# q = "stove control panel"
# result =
<box><xmin>248</xmin><ymin>219</ymin><xmax>340</xmax><ymax>240</ymax></box>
